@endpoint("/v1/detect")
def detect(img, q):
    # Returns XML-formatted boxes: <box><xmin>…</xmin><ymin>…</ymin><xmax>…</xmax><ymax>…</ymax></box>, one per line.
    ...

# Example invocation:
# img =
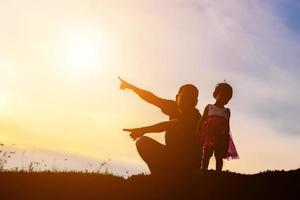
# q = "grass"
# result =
<box><xmin>0</xmin><ymin>143</ymin><xmax>299</xmax><ymax>199</ymax></box>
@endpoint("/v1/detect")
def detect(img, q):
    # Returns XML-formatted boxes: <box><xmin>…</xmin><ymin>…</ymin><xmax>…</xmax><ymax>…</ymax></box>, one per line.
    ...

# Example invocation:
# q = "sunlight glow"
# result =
<box><xmin>65</xmin><ymin>38</ymin><xmax>99</xmax><ymax>71</ymax></box>
<box><xmin>49</xmin><ymin>30</ymin><xmax>113</xmax><ymax>78</ymax></box>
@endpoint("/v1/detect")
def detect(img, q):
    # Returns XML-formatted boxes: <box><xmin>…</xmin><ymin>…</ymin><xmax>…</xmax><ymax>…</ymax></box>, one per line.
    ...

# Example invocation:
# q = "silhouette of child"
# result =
<box><xmin>197</xmin><ymin>82</ymin><xmax>238</xmax><ymax>171</ymax></box>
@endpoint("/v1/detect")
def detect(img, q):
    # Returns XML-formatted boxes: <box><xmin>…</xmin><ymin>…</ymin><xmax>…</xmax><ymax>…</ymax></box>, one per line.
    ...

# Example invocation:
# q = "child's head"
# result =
<box><xmin>213</xmin><ymin>82</ymin><xmax>233</xmax><ymax>105</ymax></box>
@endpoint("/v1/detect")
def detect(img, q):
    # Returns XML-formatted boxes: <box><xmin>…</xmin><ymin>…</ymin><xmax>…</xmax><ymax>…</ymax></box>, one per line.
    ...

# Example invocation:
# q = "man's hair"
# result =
<box><xmin>213</xmin><ymin>82</ymin><xmax>233</xmax><ymax>100</ymax></box>
<box><xmin>178</xmin><ymin>84</ymin><xmax>199</xmax><ymax>99</ymax></box>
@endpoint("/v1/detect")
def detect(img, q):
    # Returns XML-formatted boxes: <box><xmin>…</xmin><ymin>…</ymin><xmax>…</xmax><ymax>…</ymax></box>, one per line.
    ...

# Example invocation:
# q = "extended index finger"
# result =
<box><xmin>123</xmin><ymin>128</ymin><xmax>132</xmax><ymax>132</ymax></box>
<box><xmin>118</xmin><ymin>76</ymin><xmax>124</xmax><ymax>82</ymax></box>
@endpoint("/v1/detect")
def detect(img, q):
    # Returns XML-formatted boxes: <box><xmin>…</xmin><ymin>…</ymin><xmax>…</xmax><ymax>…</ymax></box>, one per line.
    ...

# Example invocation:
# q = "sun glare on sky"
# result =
<box><xmin>48</xmin><ymin>29</ymin><xmax>114</xmax><ymax>79</ymax></box>
<box><xmin>66</xmin><ymin>38</ymin><xmax>99</xmax><ymax>69</ymax></box>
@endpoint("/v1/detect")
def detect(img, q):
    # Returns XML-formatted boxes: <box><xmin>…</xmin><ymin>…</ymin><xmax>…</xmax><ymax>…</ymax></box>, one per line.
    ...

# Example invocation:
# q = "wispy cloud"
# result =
<box><xmin>173</xmin><ymin>0</ymin><xmax>300</xmax><ymax>134</ymax></box>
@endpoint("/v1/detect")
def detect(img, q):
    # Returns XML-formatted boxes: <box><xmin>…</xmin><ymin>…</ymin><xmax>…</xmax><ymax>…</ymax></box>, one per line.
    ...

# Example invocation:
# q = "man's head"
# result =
<box><xmin>176</xmin><ymin>84</ymin><xmax>198</xmax><ymax>112</ymax></box>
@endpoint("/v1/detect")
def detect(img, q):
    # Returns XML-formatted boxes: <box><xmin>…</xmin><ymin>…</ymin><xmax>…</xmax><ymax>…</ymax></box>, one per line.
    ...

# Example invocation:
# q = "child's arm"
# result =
<box><xmin>123</xmin><ymin>120</ymin><xmax>178</xmax><ymax>141</ymax></box>
<box><xmin>119</xmin><ymin>77</ymin><xmax>172</xmax><ymax>108</ymax></box>
<box><xmin>225</xmin><ymin>108</ymin><xmax>231</xmax><ymax>149</ymax></box>
<box><xmin>196</xmin><ymin>105</ymin><xmax>209</xmax><ymax>133</ymax></box>
<box><xmin>196</xmin><ymin>105</ymin><xmax>209</xmax><ymax>144</ymax></box>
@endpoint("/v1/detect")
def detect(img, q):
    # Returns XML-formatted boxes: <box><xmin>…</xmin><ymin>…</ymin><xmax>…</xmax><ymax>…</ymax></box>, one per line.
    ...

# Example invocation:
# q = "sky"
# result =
<box><xmin>0</xmin><ymin>0</ymin><xmax>299</xmax><ymax>175</ymax></box>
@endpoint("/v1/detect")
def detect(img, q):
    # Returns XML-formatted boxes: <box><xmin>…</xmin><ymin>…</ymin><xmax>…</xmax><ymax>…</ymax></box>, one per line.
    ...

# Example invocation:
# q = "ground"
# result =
<box><xmin>0</xmin><ymin>169</ymin><xmax>299</xmax><ymax>200</ymax></box>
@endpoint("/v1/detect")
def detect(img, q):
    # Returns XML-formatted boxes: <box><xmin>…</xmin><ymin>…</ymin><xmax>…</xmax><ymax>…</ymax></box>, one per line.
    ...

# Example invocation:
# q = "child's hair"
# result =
<box><xmin>213</xmin><ymin>82</ymin><xmax>233</xmax><ymax>100</ymax></box>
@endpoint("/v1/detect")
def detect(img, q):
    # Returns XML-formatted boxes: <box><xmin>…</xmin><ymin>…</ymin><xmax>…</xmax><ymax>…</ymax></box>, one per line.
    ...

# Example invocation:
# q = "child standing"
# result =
<box><xmin>197</xmin><ymin>82</ymin><xmax>239</xmax><ymax>171</ymax></box>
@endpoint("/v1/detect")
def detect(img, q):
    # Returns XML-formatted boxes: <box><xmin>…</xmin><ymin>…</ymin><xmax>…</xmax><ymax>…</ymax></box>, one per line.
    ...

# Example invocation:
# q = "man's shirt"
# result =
<box><xmin>159</xmin><ymin>100</ymin><xmax>201</xmax><ymax>153</ymax></box>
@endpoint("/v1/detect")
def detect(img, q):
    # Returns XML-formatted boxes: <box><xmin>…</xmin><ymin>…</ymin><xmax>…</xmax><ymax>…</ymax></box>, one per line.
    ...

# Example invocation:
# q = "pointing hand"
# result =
<box><xmin>118</xmin><ymin>77</ymin><xmax>133</xmax><ymax>90</ymax></box>
<box><xmin>123</xmin><ymin>128</ymin><xmax>144</xmax><ymax>141</ymax></box>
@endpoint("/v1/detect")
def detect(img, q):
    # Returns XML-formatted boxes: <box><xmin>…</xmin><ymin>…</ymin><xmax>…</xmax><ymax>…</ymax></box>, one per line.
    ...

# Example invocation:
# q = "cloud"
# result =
<box><xmin>173</xmin><ymin>0</ymin><xmax>300</xmax><ymax>134</ymax></box>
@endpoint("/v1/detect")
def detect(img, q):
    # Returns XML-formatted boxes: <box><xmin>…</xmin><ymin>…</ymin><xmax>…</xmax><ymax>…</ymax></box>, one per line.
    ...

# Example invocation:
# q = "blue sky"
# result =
<box><xmin>272</xmin><ymin>0</ymin><xmax>300</xmax><ymax>32</ymax></box>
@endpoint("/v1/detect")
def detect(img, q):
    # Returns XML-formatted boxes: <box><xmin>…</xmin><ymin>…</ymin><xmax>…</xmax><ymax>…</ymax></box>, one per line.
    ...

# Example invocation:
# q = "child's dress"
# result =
<box><xmin>202</xmin><ymin>104</ymin><xmax>239</xmax><ymax>159</ymax></box>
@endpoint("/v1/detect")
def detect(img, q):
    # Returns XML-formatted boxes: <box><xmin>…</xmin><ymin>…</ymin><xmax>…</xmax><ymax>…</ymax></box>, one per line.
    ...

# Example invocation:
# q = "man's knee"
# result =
<box><xmin>135</xmin><ymin>136</ymin><xmax>156</xmax><ymax>164</ymax></box>
<box><xmin>136</xmin><ymin>136</ymin><xmax>152</xmax><ymax>151</ymax></box>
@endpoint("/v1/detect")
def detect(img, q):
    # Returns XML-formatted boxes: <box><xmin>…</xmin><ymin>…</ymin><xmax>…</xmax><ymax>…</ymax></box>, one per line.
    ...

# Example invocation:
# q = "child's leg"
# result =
<box><xmin>215</xmin><ymin>155</ymin><xmax>223</xmax><ymax>171</ymax></box>
<box><xmin>201</xmin><ymin>149</ymin><xmax>213</xmax><ymax>170</ymax></box>
<box><xmin>215</xmin><ymin>133</ymin><xmax>227</xmax><ymax>171</ymax></box>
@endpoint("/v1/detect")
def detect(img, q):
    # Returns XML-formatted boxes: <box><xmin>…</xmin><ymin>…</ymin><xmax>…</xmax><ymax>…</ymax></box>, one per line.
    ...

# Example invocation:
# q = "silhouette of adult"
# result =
<box><xmin>119</xmin><ymin>77</ymin><xmax>202</xmax><ymax>175</ymax></box>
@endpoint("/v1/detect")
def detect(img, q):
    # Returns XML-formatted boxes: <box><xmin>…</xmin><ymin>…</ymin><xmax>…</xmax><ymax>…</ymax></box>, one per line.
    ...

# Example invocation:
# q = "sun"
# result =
<box><xmin>47</xmin><ymin>29</ymin><xmax>113</xmax><ymax>80</ymax></box>
<box><xmin>64</xmin><ymin>37</ymin><xmax>100</xmax><ymax>74</ymax></box>
<box><xmin>66</xmin><ymin>38</ymin><xmax>98</xmax><ymax>68</ymax></box>
<box><xmin>55</xmin><ymin>31</ymin><xmax>113</xmax><ymax>77</ymax></box>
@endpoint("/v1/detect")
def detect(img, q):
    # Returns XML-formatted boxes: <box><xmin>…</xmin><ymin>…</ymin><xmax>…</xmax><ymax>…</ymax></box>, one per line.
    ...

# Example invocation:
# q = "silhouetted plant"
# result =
<box><xmin>95</xmin><ymin>159</ymin><xmax>111</xmax><ymax>173</ymax></box>
<box><xmin>0</xmin><ymin>144</ymin><xmax>16</xmax><ymax>172</ymax></box>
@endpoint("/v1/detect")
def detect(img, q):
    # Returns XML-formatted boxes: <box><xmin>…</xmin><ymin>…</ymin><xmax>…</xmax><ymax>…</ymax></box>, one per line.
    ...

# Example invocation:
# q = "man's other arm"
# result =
<box><xmin>123</xmin><ymin>120</ymin><xmax>178</xmax><ymax>140</ymax></box>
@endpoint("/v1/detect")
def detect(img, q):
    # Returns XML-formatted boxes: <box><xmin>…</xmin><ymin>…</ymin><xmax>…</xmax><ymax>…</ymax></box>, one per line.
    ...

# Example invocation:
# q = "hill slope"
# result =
<box><xmin>0</xmin><ymin>169</ymin><xmax>299</xmax><ymax>200</ymax></box>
